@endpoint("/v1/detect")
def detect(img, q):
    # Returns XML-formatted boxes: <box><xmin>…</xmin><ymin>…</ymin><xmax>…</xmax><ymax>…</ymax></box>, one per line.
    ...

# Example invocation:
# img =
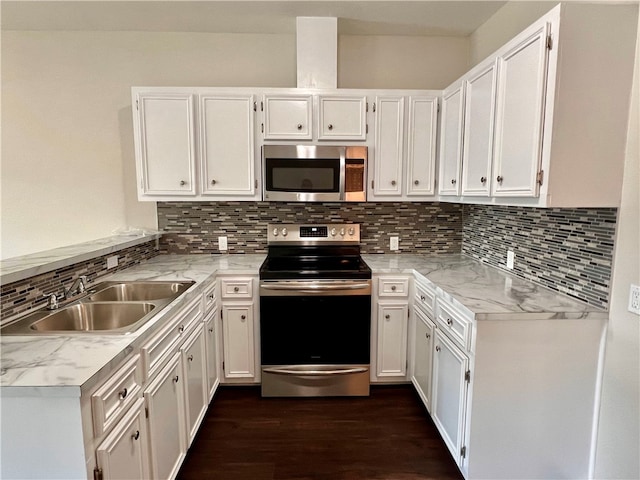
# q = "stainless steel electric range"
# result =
<box><xmin>259</xmin><ymin>223</ymin><xmax>372</xmax><ymax>397</ymax></box>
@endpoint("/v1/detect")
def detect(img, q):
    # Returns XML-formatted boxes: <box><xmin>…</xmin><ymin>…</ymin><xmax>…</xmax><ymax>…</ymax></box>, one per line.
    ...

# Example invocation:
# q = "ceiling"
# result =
<box><xmin>1</xmin><ymin>1</ymin><xmax>509</xmax><ymax>36</ymax></box>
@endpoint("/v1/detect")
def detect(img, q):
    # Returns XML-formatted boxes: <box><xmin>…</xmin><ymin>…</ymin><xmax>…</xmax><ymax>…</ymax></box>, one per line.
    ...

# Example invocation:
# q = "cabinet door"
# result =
<box><xmin>376</xmin><ymin>302</ymin><xmax>409</xmax><ymax>378</ymax></box>
<box><xmin>205</xmin><ymin>308</ymin><xmax>220</xmax><ymax>401</ymax></box>
<box><xmin>492</xmin><ymin>23</ymin><xmax>550</xmax><ymax>197</ymax></box>
<box><xmin>96</xmin><ymin>398</ymin><xmax>149</xmax><ymax>480</ymax></box>
<box><xmin>438</xmin><ymin>84</ymin><xmax>464</xmax><ymax>196</ymax></box>
<box><xmin>461</xmin><ymin>60</ymin><xmax>498</xmax><ymax>196</ymax></box>
<box><xmin>200</xmin><ymin>94</ymin><xmax>258</xmax><ymax>198</ymax></box>
<box><xmin>263</xmin><ymin>95</ymin><xmax>313</xmax><ymax>140</ymax></box>
<box><xmin>318</xmin><ymin>95</ymin><xmax>367</xmax><ymax>140</ymax></box>
<box><xmin>406</xmin><ymin>96</ymin><xmax>438</xmax><ymax>197</ymax></box>
<box><xmin>431</xmin><ymin>329</ymin><xmax>469</xmax><ymax>466</ymax></box>
<box><xmin>221</xmin><ymin>303</ymin><xmax>255</xmax><ymax>380</ymax></box>
<box><xmin>135</xmin><ymin>93</ymin><xmax>196</xmax><ymax>196</ymax></box>
<box><xmin>144</xmin><ymin>352</ymin><xmax>186</xmax><ymax>480</ymax></box>
<box><xmin>373</xmin><ymin>96</ymin><xmax>404</xmax><ymax>196</ymax></box>
<box><xmin>181</xmin><ymin>324</ymin><xmax>208</xmax><ymax>445</ymax></box>
<box><xmin>411</xmin><ymin>307</ymin><xmax>435</xmax><ymax>412</ymax></box>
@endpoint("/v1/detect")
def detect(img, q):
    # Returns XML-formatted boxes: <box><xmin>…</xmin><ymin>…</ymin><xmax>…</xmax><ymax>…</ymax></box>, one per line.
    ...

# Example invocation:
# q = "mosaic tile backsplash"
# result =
<box><xmin>158</xmin><ymin>202</ymin><xmax>464</xmax><ymax>255</ymax></box>
<box><xmin>0</xmin><ymin>240</ymin><xmax>160</xmax><ymax>320</ymax></box>
<box><xmin>462</xmin><ymin>205</ymin><xmax>617</xmax><ymax>309</ymax></box>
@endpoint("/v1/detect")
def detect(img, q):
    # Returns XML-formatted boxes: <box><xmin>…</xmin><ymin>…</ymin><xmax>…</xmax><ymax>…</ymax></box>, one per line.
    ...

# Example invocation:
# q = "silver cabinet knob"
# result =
<box><xmin>173</xmin><ymin>375</ymin><xmax>179</xmax><ymax>383</ymax></box>
<box><xmin>188</xmin><ymin>355</ymin><xmax>194</xmax><ymax>362</ymax></box>
<box><xmin>208</xmin><ymin>327</ymin><xmax>214</xmax><ymax>333</ymax></box>
<box><xmin>426</xmin><ymin>333</ymin><xmax>431</xmax><ymax>339</ymax></box>
<box><xmin>119</xmin><ymin>388</ymin><xmax>128</xmax><ymax>400</ymax></box>
<box><xmin>385</xmin><ymin>314</ymin><xmax>390</xmax><ymax>320</ymax></box>
<box><xmin>451</xmin><ymin>179</ymin><xmax>456</xmax><ymax>185</ymax></box>
<box><xmin>241</xmin><ymin>315</ymin><xmax>246</xmax><ymax>320</ymax></box>
<box><xmin>414</xmin><ymin>180</ymin><xmax>419</xmax><ymax>185</ymax></box>
<box><xmin>131</xmin><ymin>430</ymin><xmax>140</xmax><ymax>441</ymax></box>
<box><xmin>447</xmin><ymin>318</ymin><xmax>453</xmax><ymax>326</ymax></box>
<box><xmin>328</xmin><ymin>124</ymin><xmax>333</xmax><ymax>130</ymax></box>
<box><xmin>233</xmin><ymin>286</ymin><xmax>239</xmax><ymax>292</ymax></box>
<box><xmin>436</xmin><ymin>346</ymin><xmax>441</xmax><ymax>352</ymax></box>
<box><xmin>179</xmin><ymin>325</ymin><xmax>185</xmax><ymax>333</ymax></box>
<box><xmin>497</xmin><ymin>175</ymin><xmax>504</xmax><ymax>184</ymax></box>
<box><xmin>480</xmin><ymin>176</ymin><xmax>487</xmax><ymax>184</ymax></box>
<box><xmin>297</xmin><ymin>124</ymin><xmax>303</xmax><ymax>130</ymax></box>
<box><xmin>208</xmin><ymin>294</ymin><xmax>214</xmax><ymax>300</ymax></box>
<box><xmin>391</xmin><ymin>180</ymin><xmax>397</xmax><ymax>186</ymax></box>
<box><xmin>420</xmin><ymin>295</ymin><xmax>426</xmax><ymax>301</ymax></box>
<box><xmin>391</xmin><ymin>285</ymin><xmax>397</xmax><ymax>291</ymax></box>
<box><xmin>180</xmin><ymin>180</ymin><xmax>186</xmax><ymax>186</ymax></box>
<box><xmin>211</xmin><ymin>179</ymin><xmax>217</xmax><ymax>185</ymax></box>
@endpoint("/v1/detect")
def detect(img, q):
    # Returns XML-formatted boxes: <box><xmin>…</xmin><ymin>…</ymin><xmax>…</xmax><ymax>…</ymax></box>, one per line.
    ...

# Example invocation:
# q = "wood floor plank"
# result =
<box><xmin>178</xmin><ymin>385</ymin><xmax>464</xmax><ymax>480</ymax></box>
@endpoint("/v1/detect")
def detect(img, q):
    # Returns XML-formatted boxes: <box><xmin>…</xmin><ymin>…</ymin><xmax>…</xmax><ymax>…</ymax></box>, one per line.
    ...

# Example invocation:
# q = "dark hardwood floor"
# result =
<box><xmin>177</xmin><ymin>385</ymin><xmax>464</xmax><ymax>480</ymax></box>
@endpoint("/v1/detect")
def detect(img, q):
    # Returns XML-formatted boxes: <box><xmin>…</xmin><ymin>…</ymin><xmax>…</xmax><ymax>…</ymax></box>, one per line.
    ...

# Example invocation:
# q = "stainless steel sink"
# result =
<box><xmin>1</xmin><ymin>280</ymin><xmax>195</xmax><ymax>335</ymax></box>
<box><xmin>87</xmin><ymin>281</ymin><xmax>191</xmax><ymax>302</ymax></box>
<box><xmin>29</xmin><ymin>302</ymin><xmax>156</xmax><ymax>332</ymax></box>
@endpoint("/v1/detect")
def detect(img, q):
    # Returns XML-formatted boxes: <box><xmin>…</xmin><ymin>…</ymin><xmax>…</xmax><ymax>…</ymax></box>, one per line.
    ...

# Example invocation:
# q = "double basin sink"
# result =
<box><xmin>1</xmin><ymin>281</ymin><xmax>194</xmax><ymax>335</ymax></box>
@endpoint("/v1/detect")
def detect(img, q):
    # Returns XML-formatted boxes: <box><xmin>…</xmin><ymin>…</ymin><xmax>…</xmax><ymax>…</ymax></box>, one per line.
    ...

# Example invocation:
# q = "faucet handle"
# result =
<box><xmin>43</xmin><ymin>293</ymin><xmax>61</xmax><ymax>310</ymax></box>
<box><xmin>78</xmin><ymin>275</ymin><xmax>88</xmax><ymax>293</ymax></box>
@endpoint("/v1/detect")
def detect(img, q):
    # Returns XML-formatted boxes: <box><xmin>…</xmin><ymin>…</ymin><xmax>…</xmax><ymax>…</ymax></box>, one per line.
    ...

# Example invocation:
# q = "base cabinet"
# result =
<box><xmin>144</xmin><ymin>352</ymin><xmax>187</xmax><ymax>480</ymax></box>
<box><xmin>181</xmin><ymin>324</ymin><xmax>208</xmax><ymax>445</ymax></box>
<box><xmin>410</xmin><ymin>306</ymin><xmax>435</xmax><ymax>412</ymax></box>
<box><xmin>95</xmin><ymin>399</ymin><xmax>150</xmax><ymax>480</ymax></box>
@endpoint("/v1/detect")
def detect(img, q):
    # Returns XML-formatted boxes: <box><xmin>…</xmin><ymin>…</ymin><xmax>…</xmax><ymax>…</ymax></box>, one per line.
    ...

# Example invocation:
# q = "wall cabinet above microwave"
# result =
<box><xmin>261</xmin><ymin>94</ymin><xmax>367</xmax><ymax>141</ymax></box>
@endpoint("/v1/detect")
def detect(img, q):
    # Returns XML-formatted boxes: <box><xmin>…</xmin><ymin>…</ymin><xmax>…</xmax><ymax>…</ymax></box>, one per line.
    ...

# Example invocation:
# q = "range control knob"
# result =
<box><xmin>348</xmin><ymin>227</ymin><xmax>355</xmax><ymax>236</ymax></box>
<box><xmin>330</xmin><ymin>228</ymin><xmax>337</xmax><ymax>237</ymax></box>
<box><xmin>340</xmin><ymin>228</ymin><xmax>345</xmax><ymax>236</ymax></box>
<box><xmin>272</xmin><ymin>228</ymin><xmax>278</xmax><ymax>237</ymax></box>
<box><xmin>281</xmin><ymin>228</ymin><xmax>288</xmax><ymax>237</ymax></box>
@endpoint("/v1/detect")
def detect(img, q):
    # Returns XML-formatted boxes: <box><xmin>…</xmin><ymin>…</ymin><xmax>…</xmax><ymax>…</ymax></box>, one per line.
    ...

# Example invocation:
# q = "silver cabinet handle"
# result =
<box><xmin>180</xmin><ymin>180</ymin><xmax>186</xmax><ymax>186</ymax></box>
<box><xmin>263</xmin><ymin>367</ymin><xmax>368</xmax><ymax>376</ymax></box>
<box><xmin>131</xmin><ymin>430</ymin><xmax>140</xmax><ymax>441</ymax></box>
<box><xmin>118</xmin><ymin>388</ymin><xmax>127</xmax><ymax>400</ymax></box>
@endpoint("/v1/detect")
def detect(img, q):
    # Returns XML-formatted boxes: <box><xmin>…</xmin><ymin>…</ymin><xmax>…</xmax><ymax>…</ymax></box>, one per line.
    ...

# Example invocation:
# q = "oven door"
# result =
<box><xmin>259</xmin><ymin>280</ymin><xmax>371</xmax><ymax>396</ymax></box>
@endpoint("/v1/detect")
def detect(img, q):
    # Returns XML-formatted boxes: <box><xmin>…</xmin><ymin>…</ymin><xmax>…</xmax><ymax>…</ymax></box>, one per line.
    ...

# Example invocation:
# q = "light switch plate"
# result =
<box><xmin>506</xmin><ymin>250</ymin><xmax>515</xmax><ymax>270</ymax></box>
<box><xmin>106</xmin><ymin>255</ymin><xmax>118</xmax><ymax>269</ymax></box>
<box><xmin>218</xmin><ymin>236</ymin><xmax>228</xmax><ymax>251</ymax></box>
<box><xmin>629</xmin><ymin>284</ymin><xmax>640</xmax><ymax>315</ymax></box>
<box><xmin>390</xmin><ymin>236</ymin><xmax>399</xmax><ymax>251</ymax></box>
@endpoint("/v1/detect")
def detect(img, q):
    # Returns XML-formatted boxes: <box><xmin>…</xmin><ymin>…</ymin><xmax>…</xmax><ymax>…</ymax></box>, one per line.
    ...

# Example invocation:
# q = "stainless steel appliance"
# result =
<box><xmin>262</xmin><ymin>145</ymin><xmax>367</xmax><ymax>202</ymax></box>
<box><xmin>259</xmin><ymin>223</ymin><xmax>372</xmax><ymax>397</ymax></box>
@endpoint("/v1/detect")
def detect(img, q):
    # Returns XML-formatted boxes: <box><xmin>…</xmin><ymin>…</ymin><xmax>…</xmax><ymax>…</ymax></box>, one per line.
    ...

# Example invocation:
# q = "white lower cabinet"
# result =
<box><xmin>410</xmin><ymin>306</ymin><xmax>435</xmax><ymax>412</ymax></box>
<box><xmin>144</xmin><ymin>352</ymin><xmax>187</xmax><ymax>480</ymax></box>
<box><xmin>205</xmin><ymin>307</ymin><xmax>220</xmax><ymax>401</ymax></box>
<box><xmin>95</xmin><ymin>398</ymin><xmax>150</xmax><ymax>480</ymax></box>
<box><xmin>181</xmin><ymin>324</ymin><xmax>208</xmax><ymax>445</ymax></box>
<box><xmin>431</xmin><ymin>328</ymin><xmax>470</xmax><ymax>466</ymax></box>
<box><xmin>375</xmin><ymin>302</ymin><xmax>409</xmax><ymax>378</ymax></box>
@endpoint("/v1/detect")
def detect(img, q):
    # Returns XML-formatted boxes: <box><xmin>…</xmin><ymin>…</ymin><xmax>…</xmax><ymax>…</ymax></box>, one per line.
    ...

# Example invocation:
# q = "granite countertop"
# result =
<box><xmin>0</xmin><ymin>252</ymin><xmax>606</xmax><ymax>394</ymax></box>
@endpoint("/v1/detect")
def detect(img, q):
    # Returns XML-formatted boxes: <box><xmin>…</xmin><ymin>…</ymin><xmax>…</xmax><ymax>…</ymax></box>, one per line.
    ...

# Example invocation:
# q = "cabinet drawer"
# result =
<box><xmin>220</xmin><ymin>278</ymin><xmax>253</xmax><ymax>299</ymax></box>
<box><xmin>92</xmin><ymin>354</ymin><xmax>143</xmax><ymax>436</ymax></box>
<box><xmin>141</xmin><ymin>296</ymin><xmax>202</xmax><ymax>380</ymax></box>
<box><xmin>377</xmin><ymin>277</ymin><xmax>409</xmax><ymax>297</ymax></box>
<box><xmin>203</xmin><ymin>281</ymin><xmax>217</xmax><ymax>314</ymax></box>
<box><xmin>435</xmin><ymin>299</ymin><xmax>472</xmax><ymax>352</ymax></box>
<box><xmin>414</xmin><ymin>280</ymin><xmax>435</xmax><ymax>317</ymax></box>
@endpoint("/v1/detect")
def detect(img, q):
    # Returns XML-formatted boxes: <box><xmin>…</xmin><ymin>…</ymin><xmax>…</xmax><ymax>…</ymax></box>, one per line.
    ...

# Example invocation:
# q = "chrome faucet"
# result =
<box><xmin>65</xmin><ymin>275</ymin><xmax>88</xmax><ymax>298</ymax></box>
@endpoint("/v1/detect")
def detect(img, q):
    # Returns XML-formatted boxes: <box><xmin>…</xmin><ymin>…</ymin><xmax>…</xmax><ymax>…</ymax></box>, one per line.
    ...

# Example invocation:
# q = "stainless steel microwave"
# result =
<box><xmin>262</xmin><ymin>145</ymin><xmax>367</xmax><ymax>202</ymax></box>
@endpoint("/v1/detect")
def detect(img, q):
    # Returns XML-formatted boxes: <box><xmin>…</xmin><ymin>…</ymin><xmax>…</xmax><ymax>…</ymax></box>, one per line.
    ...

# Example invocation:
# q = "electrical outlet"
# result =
<box><xmin>106</xmin><ymin>255</ymin><xmax>118</xmax><ymax>269</ymax></box>
<box><xmin>506</xmin><ymin>250</ymin><xmax>515</xmax><ymax>270</ymax></box>
<box><xmin>218</xmin><ymin>236</ymin><xmax>228</xmax><ymax>251</ymax></box>
<box><xmin>629</xmin><ymin>284</ymin><xmax>640</xmax><ymax>315</ymax></box>
<box><xmin>390</xmin><ymin>236</ymin><xmax>399</xmax><ymax>251</ymax></box>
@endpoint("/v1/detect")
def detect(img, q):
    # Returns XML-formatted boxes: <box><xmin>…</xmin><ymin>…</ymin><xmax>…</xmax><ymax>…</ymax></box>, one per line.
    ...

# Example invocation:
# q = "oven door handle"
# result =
<box><xmin>263</xmin><ymin>367</ymin><xmax>369</xmax><ymax>376</ymax></box>
<box><xmin>260</xmin><ymin>282</ymin><xmax>371</xmax><ymax>291</ymax></box>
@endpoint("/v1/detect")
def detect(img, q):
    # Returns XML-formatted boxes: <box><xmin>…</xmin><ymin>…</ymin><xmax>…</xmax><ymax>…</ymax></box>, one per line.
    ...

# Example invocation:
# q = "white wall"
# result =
<box><xmin>0</xmin><ymin>29</ymin><xmax>469</xmax><ymax>259</ymax></box>
<box><xmin>594</xmin><ymin>8</ymin><xmax>640</xmax><ymax>478</ymax></box>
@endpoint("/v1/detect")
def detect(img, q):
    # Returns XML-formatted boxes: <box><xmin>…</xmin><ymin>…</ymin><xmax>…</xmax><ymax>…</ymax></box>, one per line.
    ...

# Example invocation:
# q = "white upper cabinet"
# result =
<box><xmin>317</xmin><ymin>95</ymin><xmax>367</xmax><ymax>140</ymax></box>
<box><xmin>438</xmin><ymin>84</ymin><xmax>464</xmax><ymax>196</ymax></box>
<box><xmin>460</xmin><ymin>61</ymin><xmax>498</xmax><ymax>197</ymax></box>
<box><xmin>200</xmin><ymin>94</ymin><xmax>258</xmax><ymax>198</ymax></box>
<box><xmin>262</xmin><ymin>94</ymin><xmax>313</xmax><ymax>140</ymax></box>
<box><xmin>134</xmin><ymin>93</ymin><xmax>197</xmax><ymax>197</ymax></box>
<box><xmin>406</xmin><ymin>96</ymin><xmax>438</xmax><ymax>197</ymax></box>
<box><xmin>372</xmin><ymin>96</ymin><xmax>404</xmax><ymax>197</ymax></box>
<box><xmin>492</xmin><ymin>22</ymin><xmax>549</xmax><ymax>198</ymax></box>
<box><xmin>438</xmin><ymin>3</ymin><xmax>636</xmax><ymax>207</ymax></box>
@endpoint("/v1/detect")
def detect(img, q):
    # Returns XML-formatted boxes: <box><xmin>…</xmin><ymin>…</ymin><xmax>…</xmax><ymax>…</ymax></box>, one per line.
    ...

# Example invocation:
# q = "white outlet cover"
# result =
<box><xmin>106</xmin><ymin>255</ymin><xmax>118</xmax><ymax>269</ymax></box>
<box><xmin>218</xmin><ymin>236</ymin><xmax>228</xmax><ymax>251</ymax></box>
<box><xmin>390</xmin><ymin>236</ymin><xmax>399</xmax><ymax>251</ymax></box>
<box><xmin>629</xmin><ymin>284</ymin><xmax>640</xmax><ymax>315</ymax></box>
<box><xmin>506</xmin><ymin>250</ymin><xmax>515</xmax><ymax>270</ymax></box>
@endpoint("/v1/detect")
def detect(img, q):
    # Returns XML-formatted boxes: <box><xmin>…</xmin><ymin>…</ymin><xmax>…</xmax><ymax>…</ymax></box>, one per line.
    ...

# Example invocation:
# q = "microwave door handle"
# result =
<box><xmin>339</xmin><ymin>147</ymin><xmax>346</xmax><ymax>201</ymax></box>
